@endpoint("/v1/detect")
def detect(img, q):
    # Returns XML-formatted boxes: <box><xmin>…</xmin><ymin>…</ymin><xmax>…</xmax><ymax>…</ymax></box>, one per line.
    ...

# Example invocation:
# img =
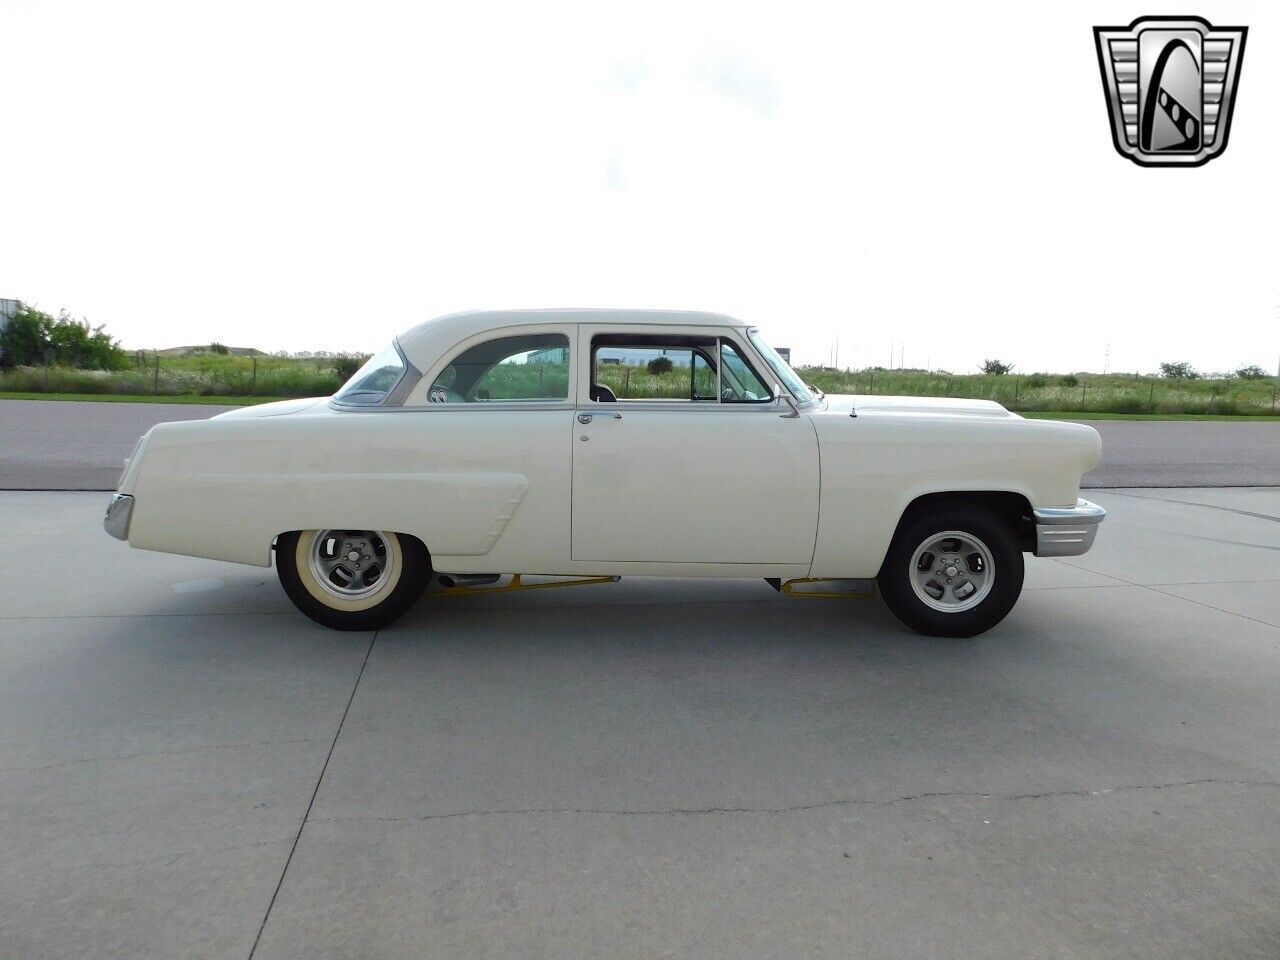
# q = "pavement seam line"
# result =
<box><xmin>1103</xmin><ymin>492</ymin><xmax>1280</xmax><ymax>520</ymax></box>
<box><xmin>1100</xmin><ymin>519</ymin><xmax>1280</xmax><ymax>553</ymax></box>
<box><xmin>307</xmin><ymin>778</ymin><xmax>1280</xmax><ymax>824</ymax></box>
<box><xmin>1140</xmin><ymin>584</ymin><xmax>1280</xmax><ymax>631</ymax></box>
<box><xmin>247</xmin><ymin>628</ymin><xmax>379</xmax><ymax>960</ymax></box>
<box><xmin>1052</xmin><ymin>559</ymin><xmax>1280</xmax><ymax>632</ymax></box>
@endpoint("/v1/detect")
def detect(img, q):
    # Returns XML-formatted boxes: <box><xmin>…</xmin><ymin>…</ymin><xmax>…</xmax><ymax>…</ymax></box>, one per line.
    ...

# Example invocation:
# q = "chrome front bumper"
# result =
<box><xmin>104</xmin><ymin>494</ymin><xmax>135</xmax><ymax>541</ymax></box>
<box><xmin>1033</xmin><ymin>499</ymin><xmax>1106</xmax><ymax>557</ymax></box>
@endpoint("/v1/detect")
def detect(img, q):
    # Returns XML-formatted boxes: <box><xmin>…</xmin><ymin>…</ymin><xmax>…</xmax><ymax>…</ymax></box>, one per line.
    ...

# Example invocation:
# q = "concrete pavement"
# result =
<box><xmin>2</xmin><ymin>489</ymin><xmax>1279</xmax><ymax>958</ymax></box>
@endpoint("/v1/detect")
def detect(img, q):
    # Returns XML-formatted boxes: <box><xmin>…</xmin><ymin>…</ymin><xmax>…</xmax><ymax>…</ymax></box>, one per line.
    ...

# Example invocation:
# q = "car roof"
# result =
<box><xmin>396</xmin><ymin>308</ymin><xmax>749</xmax><ymax>372</ymax></box>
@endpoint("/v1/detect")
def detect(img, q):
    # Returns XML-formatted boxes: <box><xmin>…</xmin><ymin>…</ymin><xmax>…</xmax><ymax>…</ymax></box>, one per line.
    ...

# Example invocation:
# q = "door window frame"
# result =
<box><xmin>576</xmin><ymin>325</ymin><xmax>780</xmax><ymax>410</ymax></box>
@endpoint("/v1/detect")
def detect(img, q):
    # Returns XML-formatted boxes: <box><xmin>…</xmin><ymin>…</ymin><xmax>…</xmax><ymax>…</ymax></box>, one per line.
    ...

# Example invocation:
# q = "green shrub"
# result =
<box><xmin>1159</xmin><ymin>361</ymin><xmax>1199</xmax><ymax>379</ymax></box>
<box><xmin>1235</xmin><ymin>364</ymin><xmax>1270</xmax><ymax>380</ymax></box>
<box><xmin>647</xmin><ymin>356</ymin><xmax>674</xmax><ymax>375</ymax></box>
<box><xmin>0</xmin><ymin>304</ymin><xmax>129</xmax><ymax>370</ymax></box>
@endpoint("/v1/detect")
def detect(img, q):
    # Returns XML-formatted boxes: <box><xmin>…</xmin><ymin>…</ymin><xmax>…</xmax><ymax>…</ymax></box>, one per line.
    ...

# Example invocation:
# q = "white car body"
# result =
<box><xmin>106</xmin><ymin>309</ymin><xmax>1103</xmax><ymax>588</ymax></box>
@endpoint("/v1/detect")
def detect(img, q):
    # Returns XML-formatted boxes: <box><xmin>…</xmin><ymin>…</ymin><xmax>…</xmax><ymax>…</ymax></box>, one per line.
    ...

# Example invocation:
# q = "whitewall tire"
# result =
<box><xmin>276</xmin><ymin>529</ymin><xmax>431</xmax><ymax>630</ymax></box>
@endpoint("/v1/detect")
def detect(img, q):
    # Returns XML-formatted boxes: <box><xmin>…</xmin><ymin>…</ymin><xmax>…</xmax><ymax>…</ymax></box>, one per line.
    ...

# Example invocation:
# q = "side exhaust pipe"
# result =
<box><xmin>438</xmin><ymin>573</ymin><xmax>502</xmax><ymax>589</ymax></box>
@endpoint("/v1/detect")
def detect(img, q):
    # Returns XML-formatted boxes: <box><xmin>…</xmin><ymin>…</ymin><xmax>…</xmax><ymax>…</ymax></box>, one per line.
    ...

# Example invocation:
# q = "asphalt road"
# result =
<box><xmin>3</xmin><ymin>488</ymin><xmax>1279</xmax><ymax>958</ymax></box>
<box><xmin>0</xmin><ymin>399</ymin><xmax>236</xmax><ymax>490</ymax></box>
<box><xmin>1080</xmin><ymin>419</ymin><xmax>1280</xmax><ymax>487</ymax></box>
<box><xmin>2</xmin><ymin>399</ymin><xmax>1279</xmax><ymax>489</ymax></box>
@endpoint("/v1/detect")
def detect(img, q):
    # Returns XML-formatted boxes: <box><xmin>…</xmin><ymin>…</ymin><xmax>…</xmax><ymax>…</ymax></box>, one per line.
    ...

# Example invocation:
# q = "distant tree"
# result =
<box><xmin>980</xmin><ymin>358</ymin><xmax>1014</xmax><ymax>375</ymax></box>
<box><xmin>209</xmin><ymin>341</ymin><xmax>229</xmax><ymax>355</ymax></box>
<box><xmin>49</xmin><ymin>310</ymin><xmax>130</xmax><ymax>369</ymax></box>
<box><xmin>1234</xmin><ymin>364</ymin><xmax>1269</xmax><ymax>380</ymax></box>
<box><xmin>1058</xmin><ymin>374</ymin><xmax>1079</xmax><ymax>388</ymax></box>
<box><xmin>0</xmin><ymin>304</ymin><xmax>51</xmax><ymax>368</ymax></box>
<box><xmin>0</xmin><ymin>303</ymin><xmax>128</xmax><ymax>370</ymax></box>
<box><xmin>647</xmin><ymin>355</ymin><xmax>674</xmax><ymax>375</ymax></box>
<box><xmin>1159</xmin><ymin>361</ymin><xmax>1199</xmax><ymax>379</ymax></box>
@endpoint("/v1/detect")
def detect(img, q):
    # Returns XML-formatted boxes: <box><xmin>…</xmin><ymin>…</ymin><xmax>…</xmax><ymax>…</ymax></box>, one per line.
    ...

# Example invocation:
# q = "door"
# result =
<box><xmin>571</xmin><ymin>332</ymin><xmax>820</xmax><ymax>564</ymax></box>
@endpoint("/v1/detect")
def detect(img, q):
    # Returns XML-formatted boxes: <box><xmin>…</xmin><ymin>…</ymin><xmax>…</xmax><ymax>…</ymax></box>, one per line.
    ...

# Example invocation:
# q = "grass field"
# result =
<box><xmin>3</xmin><ymin>351</ymin><xmax>1278</xmax><ymax>418</ymax></box>
<box><xmin>0</xmin><ymin>352</ymin><xmax>350</xmax><ymax>398</ymax></box>
<box><xmin>800</xmin><ymin>368</ymin><xmax>1280</xmax><ymax>417</ymax></box>
<box><xmin>1020</xmin><ymin>411</ymin><xmax>1280</xmax><ymax>422</ymax></box>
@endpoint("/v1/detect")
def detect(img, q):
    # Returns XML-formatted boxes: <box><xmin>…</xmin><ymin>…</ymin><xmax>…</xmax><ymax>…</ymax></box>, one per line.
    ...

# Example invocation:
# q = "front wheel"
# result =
<box><xmin>877</xmin><ymin>505</ymin><xmax>1024</xmax><ymax>637</ymax></box>
<box><xmin>276</xmin><ymin>529</ymin><xmax>431</xmax><ymax>631</ymax></box>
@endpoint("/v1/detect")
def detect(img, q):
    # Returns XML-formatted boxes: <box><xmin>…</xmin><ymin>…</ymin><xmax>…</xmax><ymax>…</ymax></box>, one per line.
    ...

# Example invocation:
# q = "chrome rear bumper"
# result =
<box><xmin>1033</xmin><ymin>499</ymin><xmax>1106</xmax><ymax>557</ymax></box>
<box><xmin>104</xmin><ymin>494</ymin><xmax>135</xmax><ymax>541</ymax></box>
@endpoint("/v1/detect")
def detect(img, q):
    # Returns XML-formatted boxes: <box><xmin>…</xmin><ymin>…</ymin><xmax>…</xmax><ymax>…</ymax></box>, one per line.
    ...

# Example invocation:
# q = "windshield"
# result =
<box><xmin>334</xmin><ymin>342</ymin><xmax>406</xmax><ymax>405</ymax></box>
<box><xmin>748</xmin><ymin>329</ymin><xmax>813</xmax><ymax>404</ymax></box>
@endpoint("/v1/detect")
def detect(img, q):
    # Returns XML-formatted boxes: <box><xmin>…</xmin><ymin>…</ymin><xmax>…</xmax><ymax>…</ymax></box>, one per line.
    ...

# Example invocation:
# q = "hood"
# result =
<box><xmin>211</xmin><ymin>397</ymin><xmax>327</xmax><ymax>420</ymax></box>
<box><xmin>821</xmin><ymin>394</ymin><xmax>1018</xmax><ymax>419</ymax></box>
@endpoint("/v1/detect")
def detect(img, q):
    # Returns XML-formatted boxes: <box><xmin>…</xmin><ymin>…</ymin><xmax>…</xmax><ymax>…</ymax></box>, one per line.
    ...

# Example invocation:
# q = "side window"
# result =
<box><xmin>719</xmin><ymin>340</ymin><xmax>772</xmax><ymax>403</ymax></box>
<box><xmin>334</xmin><ymin>342</ymin><xmax>406</xmax><ymax>405</ymax></box>
<box><xmin>691</xmin><ymin>352</ymin><xmax>718</xmax><ymax>400</ymax></box>
<box><xmin>588</xmin><ymin>336</ymin><xmax>771</xmax><ymax>403</ymax></box>
<box><xmin>428</xmin><ymin>334</ymin><xmax>569</xmax><ymax>403</ymax></box>
<box><xmin>592</xmin><ymin>344</ymin><xmax>720</xmax><ymax>401</ymax></box>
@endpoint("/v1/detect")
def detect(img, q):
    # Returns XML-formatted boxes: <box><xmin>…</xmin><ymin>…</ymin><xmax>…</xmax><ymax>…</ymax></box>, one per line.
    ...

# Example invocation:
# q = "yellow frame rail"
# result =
<box><xmin>437</xmin><ymin>574</ymin><xmax>620</xmax><ymax>597</ymax></box>
<box><xmin>780</xmin><ymin>578</ymin><xmax>876</xmax><ymax>600</ymax></box>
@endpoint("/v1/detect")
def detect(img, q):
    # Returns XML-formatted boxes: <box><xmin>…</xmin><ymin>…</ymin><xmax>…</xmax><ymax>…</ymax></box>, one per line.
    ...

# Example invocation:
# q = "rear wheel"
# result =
<box><xmin>276</xmin><ymin>529</ymin><xmax>431</xmax><ymax>630</ymax></box>
<box><xmin>877</xmin><ymin>505</ymin><xmax>1023</xmax><ymax>637</ymax></box>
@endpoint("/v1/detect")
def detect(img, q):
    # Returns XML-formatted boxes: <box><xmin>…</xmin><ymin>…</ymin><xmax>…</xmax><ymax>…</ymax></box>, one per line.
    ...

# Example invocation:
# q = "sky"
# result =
<box><xmin>1</xmin><ymin>0</ymin><xmax>1276</xmax><ymax>374</ymax></box>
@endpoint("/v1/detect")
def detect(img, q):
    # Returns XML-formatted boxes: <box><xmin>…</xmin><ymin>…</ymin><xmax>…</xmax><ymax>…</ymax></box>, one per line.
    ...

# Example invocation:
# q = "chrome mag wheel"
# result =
<box><xmin>908</xmin><ymin>530</ymin><xmax>996</xmax><ymax>614</ymax></box>
<box><xmin>306</xmin><ymin>529</ymin><xmax>397</xmax><ymax>602</ymax></box>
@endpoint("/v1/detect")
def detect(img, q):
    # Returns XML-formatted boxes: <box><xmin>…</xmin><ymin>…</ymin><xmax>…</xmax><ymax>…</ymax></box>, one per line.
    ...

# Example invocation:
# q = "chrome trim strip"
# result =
<box><xmin>1033</xmin><ymin>498</ymin><xmax>1106</xmax><ymax>557</ymax></box>
<box><xmin>1034</xmin><ymin>500</ymin><xmax>1107</xmax><ymax>524</ymax></box>
<box><xmin>104</xmin><ymin>494</ymin><xmax>134</xmax><ymax>541</ymax></box>
<box><xmin>319</xmin><ymin>399</ymin><xmax>795</xmax><ymax>415</ymax></box>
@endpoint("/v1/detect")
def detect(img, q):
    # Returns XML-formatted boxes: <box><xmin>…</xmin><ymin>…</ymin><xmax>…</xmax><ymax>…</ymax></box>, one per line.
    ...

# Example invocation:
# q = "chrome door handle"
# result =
<box><xmin>577</xmin><ymin>413</ymin><xmax>592</xmax><ymax>424</ymax></box>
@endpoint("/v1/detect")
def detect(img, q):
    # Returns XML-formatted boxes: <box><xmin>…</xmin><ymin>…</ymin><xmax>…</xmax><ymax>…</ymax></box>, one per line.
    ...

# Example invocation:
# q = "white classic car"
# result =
<box><xmin>105</xmin><ymin>309</ymin><xmax>1105</xmax><ymax>637</ymax></box>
